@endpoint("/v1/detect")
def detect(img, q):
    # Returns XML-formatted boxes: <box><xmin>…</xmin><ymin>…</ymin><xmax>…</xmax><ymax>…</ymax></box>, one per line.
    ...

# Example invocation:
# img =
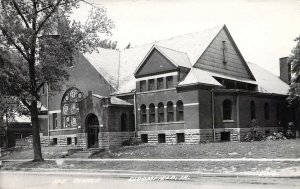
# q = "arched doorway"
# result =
<box><xmin>86</xmin><ymin>114</ymin><xmax>99</xmax><ymax>148</ymax></box>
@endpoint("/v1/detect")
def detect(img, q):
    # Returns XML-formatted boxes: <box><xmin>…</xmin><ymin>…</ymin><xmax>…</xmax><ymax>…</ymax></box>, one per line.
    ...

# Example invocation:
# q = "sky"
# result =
<box><xmin>72</xmin><ymin>0</ymin><xmax>300</xmax><ymax>76</ymax></box>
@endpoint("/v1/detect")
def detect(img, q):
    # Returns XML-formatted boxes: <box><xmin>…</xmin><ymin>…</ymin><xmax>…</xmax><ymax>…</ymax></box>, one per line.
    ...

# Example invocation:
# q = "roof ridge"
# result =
<box><xmin>120</xmin><ymin>25</ymin><xmax>224</xmax><ymax>52</ymax></box>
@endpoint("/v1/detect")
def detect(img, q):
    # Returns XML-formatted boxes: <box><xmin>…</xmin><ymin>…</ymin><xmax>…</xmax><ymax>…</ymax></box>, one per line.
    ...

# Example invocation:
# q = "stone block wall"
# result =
<box><xmin>98</xmin><ymin>132</ymin><xmax>135</xmax><ymax>149</ymax></box>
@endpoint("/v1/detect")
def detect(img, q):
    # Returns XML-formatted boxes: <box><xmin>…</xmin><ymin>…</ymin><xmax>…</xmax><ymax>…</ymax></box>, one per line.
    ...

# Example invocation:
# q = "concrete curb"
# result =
<box><xmin>1</xmin><ymin>168</ymin><xmax>300</xmax><ymax>178</ymax></box>
<box><xmin>1</xmin><ymin>158</ymin><xmax>300</xmax><ymax>162</ymax></box>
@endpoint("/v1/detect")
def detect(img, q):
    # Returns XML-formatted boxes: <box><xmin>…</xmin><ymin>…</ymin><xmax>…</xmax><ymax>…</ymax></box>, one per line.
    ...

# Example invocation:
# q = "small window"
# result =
<box><xmin>157</xmin><ymin>77</ymin><xmax>164</xmax><ymax>90</ymax></box>
<box><xmin>264</xmin><ymin>103</ymin><xmax>269</xmax><ymax>120</ymax></box>
<box><xmin>148</xmin><ymin>79</ymin><xmax>155</xmax><ymax>91</ymax></box>
<box><xmin>176</xmin><ymin>101</ymin><xmax>184</xmax><ymax>121</ymax></box>
<box><xmin>74</xmin><ymin>137</ymin><xmax>77</xmax><ymax>145</ymax></box>
<box><xmin>177</xmin><ymin>133</ymin><xmax>185</xmax><ymax>143</ymax></box>
<box><xmin>265</xmin><ymin>130</ymin><xmax>270</xmax><ymax>135</ymax></box>
<box><xmin>158</xmin><ymin>134</ymin><xmax>166</xmax><ymax>143</ymax></box>
<box><xmin>223</xmin><ymin>100</ymin><xmax>232</xmax><ymax>120</ymax></box>
<box><xmin>167</xmin><ymin>101</ymin><xmax>174</xmax><ymax>122</ymax></box>
<box><xmin>221</xmin><ymin>132</ymin><xmax>230</xmax><ymax>141</ymax></box>
<box><xmin>158</xmin><ymin>103</ymin><xmax>164</xmax><ymax>123</ymax></box>
<box><xmin>140</xmin><ymin>104</ymin><xmax>147</xmax><ymax>124</ymax></box>
<box><xmin>149</xmin><ymin>104</ymin><xmax>155</xmax><ymax>123</ymax></box>
<box><xmin>166</xmin><ymin>76</ymin><xmax>173</xmax><ymax>89</ymax></box>
<box><xmin>250</xmin><ymin>101</ymin><xmax>256</xmax><ymax>119</ymax></box>
<box><xmin>141</xmin><ymin>134</ymin><xmax>148</xmax><ymax>143</ymax></box>
<box><xmin>53</xmin><ymin>113</ymin><xmax>58</xmax><ymax>129</ymax></box>
<box><xmin>15</xmin><ymin>133</ymin><xmax>22</xmax><ymax>139</ymax></box>
<box><xmin>140</xmin><ymin>80</ymin><xmax>147</xmax><ymax>92</ymax></box>
<box><xmin>53</xmin><ymin>138</ymin><xmax>58</xmax><ymax>145</ymax></box>
<box><xmin>67</xmin><ymin>137</ymin><xmax>72</xmax><ymax>145</ymax></box>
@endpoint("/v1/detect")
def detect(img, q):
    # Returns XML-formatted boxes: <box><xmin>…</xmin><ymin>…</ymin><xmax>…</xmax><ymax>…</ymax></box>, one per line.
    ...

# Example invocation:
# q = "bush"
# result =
<box><xmin>122</xmin><ymin>138</ymin><xmax>142</xmax><ymax>146</ymax></box>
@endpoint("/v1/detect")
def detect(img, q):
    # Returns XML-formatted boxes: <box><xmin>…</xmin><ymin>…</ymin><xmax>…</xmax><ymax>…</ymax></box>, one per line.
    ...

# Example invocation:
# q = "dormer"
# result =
<box><xmin>134</xmin><ymin>45</ymin><xmax>191</xmax><ymax>92</ymax></box>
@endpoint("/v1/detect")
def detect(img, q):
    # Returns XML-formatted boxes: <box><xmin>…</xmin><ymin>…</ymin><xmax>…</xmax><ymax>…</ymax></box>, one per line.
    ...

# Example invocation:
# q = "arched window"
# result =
<box><xmin>121</xmin><ymin>113</ymin><xmax>127</xmax><ymax>131</ymax></box>
<box><xmin>149</xmin><ymin>103</ymin><xmax>155</xmax><ymax>123</ymax></box>
<box><xmin>158</xmin><ymin>103</ymin><xmax>164</xmax><ymax>123</ymax></box>
<box><xmin>167</xmin><ymin>101</ymin><xmax>174</xmax><ymax>122</ymax></box>
<box><xmin>140</xmin><ymin>104</ymin><xmax>147</xmax><ymax>124</ymax></box>
<box><xmin>223</xmin><ymin>100</ymin><xmax>232</xmax><ymax>120</ymax></box>
<box><xmin>250</xmin><ymin>101</ymin><xmax>256</xmax><ymax>119</ymax></box>
<box><xmin>61</xmin><ymin>88</ymin><xmax>83</xmax><ymax>128</ymax></box>
<box><xmin>176</xmin><ymin>101</ymin><xmax>184</xmax><ymax>121</ymax></box>
<box><xmin>264</xmin><ymin>103</ymin><xmax>269</xmax><ymax>120</ymax></box>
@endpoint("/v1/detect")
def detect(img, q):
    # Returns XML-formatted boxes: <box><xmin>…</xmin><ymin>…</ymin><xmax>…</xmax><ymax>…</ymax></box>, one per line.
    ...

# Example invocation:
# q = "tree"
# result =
<box><xmin>0</xmin><ymin>0</ymin><xmax>115</xmax><ymax>161</ymax></box>
<box><xmin>288</xmin><ymin>36</ymin><xmax>300</xmax><ymax>106</ymax></box>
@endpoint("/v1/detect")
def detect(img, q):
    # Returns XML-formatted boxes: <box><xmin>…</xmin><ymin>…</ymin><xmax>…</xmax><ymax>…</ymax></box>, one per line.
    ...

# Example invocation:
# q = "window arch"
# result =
<box><xmin>158</xmin><ymin>102</ymin><xmax>164</xmax><ymax>123</ymax></box>
<box><xmin>176</xmin><ymin>100</ymin><xmax>184</xmax><ymax>121</ymax></box>
<box><xmin>61</xmin><ymin>87</ymin><xmax>83</xmax><ymax>128</ymax></box>
<box><xmin>149</xmin><ymin>103</ymin><xmax>155</xmax><ymax>123</ymax></box>
<box><xmin>121</xmin><ymin>113</ymin><xmax>127</xmax><ymax>131</ymax></box>
<box><xmin>250</xmin><ymin>101</ymin><xmax>256</xmax><ymax>120</ymax></box>
<box><xmin>167</xmin><ymin>101</ymin><xmax>174</xmax><ymax>122</ymax></box>
<box><xmin>223</xmin><ymin>99</ymin><xmax>232</xmax><ymax>120</ymax></box>
<box><xmin>264</xmin><ymin>103</ymin><xmax>269</xmax><ymax>120</ymax></box>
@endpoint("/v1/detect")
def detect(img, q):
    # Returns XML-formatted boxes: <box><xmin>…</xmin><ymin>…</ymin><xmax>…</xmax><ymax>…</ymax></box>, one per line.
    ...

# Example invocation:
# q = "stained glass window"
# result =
<box><xmin>61</xmin><ymin>88</ymin><xmax>83</xmax><ymax>128</ymax></box>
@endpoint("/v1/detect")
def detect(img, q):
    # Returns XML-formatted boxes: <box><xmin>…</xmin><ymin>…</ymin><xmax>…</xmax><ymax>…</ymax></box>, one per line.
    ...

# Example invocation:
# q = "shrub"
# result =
<box><xmin>122</xmin><ymin>138</ymin><xmax>142</xmax><ymax>146</ymax></box>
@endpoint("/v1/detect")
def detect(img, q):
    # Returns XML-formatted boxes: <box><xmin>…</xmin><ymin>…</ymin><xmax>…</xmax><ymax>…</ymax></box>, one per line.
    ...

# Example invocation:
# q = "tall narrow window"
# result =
<box><xmin>140</xmin><ymin>104</ymin><xmax>147</xmax><ymax>124</ymax></box>
<box><xmin>176</xmin><ymin>101</ymin><xmax>184</xmax><ymax>121</ymax></box>
<box><xmin>166</xmin><ymin>76</ymin><xmax>173</xmax><ymax>89</ymax></box>
<box><xmin>121</xmin><ymin>113</ymin><xmax>127</xmax><ymax>131</ymax></box>
<box><xmin>167</xmin><ymin>101</ymin><xmax>174</xmax><ymax>122</ymax></box>
<box><xmin>53</xmin><ymin>113</ymin><xmax>58</xmax><ymax>129</ymax></box>
<box><xmin>149</xmin><ymin>103</ymin><xmax>155</xmax><ymax>123</ymax></box>
<box><xmin>223</xmin><ymin>100</ymin><xmax>232</xmax><ymax>120</ymax></box>
<box><xmin>222</xmin><ymin>41</ymin><xmax>227</xmax><ymax>64</ymax></box>
<box><xmin>148</xmin><ymin>79</ymin><xmax>155</xmax><ymax>91</ymax></box>
<box><xmin>276</xmin><ymin>103</ymin><xmax>281</xmax><ymax>121</ymax></box>
<box><xmin>157</xmin><ymin>77</ymin><xmax>164</xmax><ymax>90</ymax></box>
<box><xmin>250</xmin><ymin>101</ymin><xmax>256</xmax><ymax>119</ymax></box>
<box><xmin>264</xmin><ymin>103</ymin><xmax>269</xmax><ymax>120</ymax></box>
<box><xmin>140</xmin><ymin>80</ymin><xmax>146</xmax><ymax>92</ymax></box>
<box><xmin>158</xmin><ymin>103</ymin><xmax>164</xmax><ymax>123</ymax></box>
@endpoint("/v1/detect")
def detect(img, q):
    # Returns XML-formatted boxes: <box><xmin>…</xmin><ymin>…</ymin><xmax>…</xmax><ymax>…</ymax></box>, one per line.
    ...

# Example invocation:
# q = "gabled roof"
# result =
<box><xmin>83</xmin><ymin>48</ymin><xmax>120</xmax><ymax>89</ymax></box>
<box><xmin>80</xmin><ymin>25</ymin><xmax>286</xmax><ymax>96</ymax></box>
<box><xmin>133</xmin><ymin>45</ymin><xmax>191</xmax><ymax>76</ymax></box>
<box><xmin>247</xmin><ymin>63</ymin><xmax>289</xmax><ymax>95</ymax></box>
<box><xmin>178</xmin><ymin>68</ymin><xmax>222</xmax><ymax>87</ymax></box>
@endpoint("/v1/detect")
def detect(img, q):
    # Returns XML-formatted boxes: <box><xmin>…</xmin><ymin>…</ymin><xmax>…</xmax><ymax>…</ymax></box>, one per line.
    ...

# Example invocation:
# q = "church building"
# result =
<box><xmin>38</xmin><ymin>25</ymin><xmax>291</xmax><ymax>149</ymax></box>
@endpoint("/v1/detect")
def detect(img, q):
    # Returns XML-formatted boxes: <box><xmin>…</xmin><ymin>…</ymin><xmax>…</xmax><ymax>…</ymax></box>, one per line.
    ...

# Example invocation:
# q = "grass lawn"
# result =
<box><xmin>0</xmin><ymin>146</ymin><xmax>70</xmax><ymax>160</ymax></box>
<box><xmin>1</xmin><ymin>139</ymin><xmax>299</xmax><ymax>160</ymax></box>
<box><xmin>92</xmin><ymin>139</ymin><xmax>300</xmax><ymax>159</ymax></box>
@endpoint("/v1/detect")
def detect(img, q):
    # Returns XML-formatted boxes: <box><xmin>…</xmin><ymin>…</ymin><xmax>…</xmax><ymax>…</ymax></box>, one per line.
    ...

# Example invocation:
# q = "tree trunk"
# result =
<box><xmin>30</xmin><ymin>100</ymin><xmax>43</xmax><ymax>161</ymax></box>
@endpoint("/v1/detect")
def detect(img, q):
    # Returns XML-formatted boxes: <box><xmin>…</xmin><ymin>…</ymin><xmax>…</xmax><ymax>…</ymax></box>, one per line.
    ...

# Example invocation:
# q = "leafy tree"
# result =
<box><xmin>0</xmin><ymin>0</ymin><xmax>115</xmax><ymax>161</ymax></box>
<box><xmin>288</xmin><ymin>36</ymin><xmax>300</xmax><ymax>106</ymax></box>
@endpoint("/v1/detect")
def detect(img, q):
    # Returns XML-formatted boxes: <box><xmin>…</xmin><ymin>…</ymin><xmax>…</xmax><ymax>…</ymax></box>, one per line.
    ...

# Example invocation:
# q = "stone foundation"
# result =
<box><xmin>138</xmin><ymin>129</ymin><xmax>201</xmax><ymax>144</ymax></box>
<box><xmin>98</xmin><ymin>132</ymin><xmax>135</xmax><ymax>149</ymax></box>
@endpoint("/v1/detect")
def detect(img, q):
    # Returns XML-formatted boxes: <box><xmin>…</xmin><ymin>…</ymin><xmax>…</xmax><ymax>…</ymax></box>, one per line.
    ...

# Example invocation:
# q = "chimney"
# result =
<box><xmin>279</xmin><ymin>57</ymin><xmax>291</xmax><ymax>84</ymax></box>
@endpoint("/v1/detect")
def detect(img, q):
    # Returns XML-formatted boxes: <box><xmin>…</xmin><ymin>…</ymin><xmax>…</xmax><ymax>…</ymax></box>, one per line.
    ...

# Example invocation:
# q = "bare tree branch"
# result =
<box><xmin>0</xmin><ymin>26</ymin><xmax>30</xmax><ymax>62</ymax></box>
<box><xmin>36</xmin><ymin>0</ymin><xmax>63</xmax><ymax>35</ymax></box>
<box><xmin>12</xmin><ymin>0</ymin><xmax>30</xmax><ymax>28</ymax></box>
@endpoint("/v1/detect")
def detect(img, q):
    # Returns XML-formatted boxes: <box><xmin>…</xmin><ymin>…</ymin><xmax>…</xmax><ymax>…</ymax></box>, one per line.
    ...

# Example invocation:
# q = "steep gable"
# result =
<box><xmin>134</xmin><ymin>48</ymin><xmax>178</xmax><ymax>77</ymax></box>
<box><xmin>194</xmin><ymin>26</ymin><xmax>255</xmax><ymax>80</ymax></box>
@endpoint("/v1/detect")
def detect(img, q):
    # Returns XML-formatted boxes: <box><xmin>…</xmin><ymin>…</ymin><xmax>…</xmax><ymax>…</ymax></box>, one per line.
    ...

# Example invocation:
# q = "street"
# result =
<box><xmin>0</xmin><ymin>171</ymin><xmax>299</xmax><ymax>189</ymax></box>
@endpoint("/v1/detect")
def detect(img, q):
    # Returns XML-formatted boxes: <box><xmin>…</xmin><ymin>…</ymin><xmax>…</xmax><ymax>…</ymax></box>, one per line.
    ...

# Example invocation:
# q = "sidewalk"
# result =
<box><xmin>2</xmin><ymin>158</ymin><xmax>300</xmax><ymax>162</ymax></box>
<box><xmin>1</xmin><ymin>158</ymin><xmax>300</xmax><ymax>178</ymax></box>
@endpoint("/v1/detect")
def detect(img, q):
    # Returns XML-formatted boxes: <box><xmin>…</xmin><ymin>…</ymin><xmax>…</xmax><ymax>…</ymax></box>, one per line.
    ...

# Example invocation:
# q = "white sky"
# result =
<box><xmin>72</xmin><ymin>0</ymin><xmax>300</xmax><ymax>76</ymax></box>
